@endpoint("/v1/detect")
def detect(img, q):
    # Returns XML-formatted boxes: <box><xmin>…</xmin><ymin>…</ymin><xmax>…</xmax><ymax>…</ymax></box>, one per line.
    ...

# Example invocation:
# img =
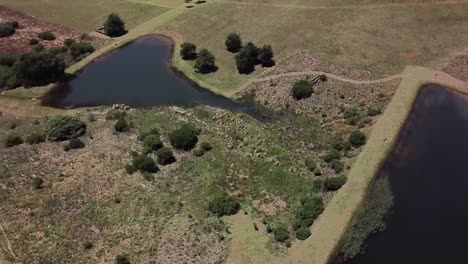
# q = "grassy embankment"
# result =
<box><xmin>225</xmin><ymin>66</ymin><xmax>468</xmax><ymax>264</ymax></box>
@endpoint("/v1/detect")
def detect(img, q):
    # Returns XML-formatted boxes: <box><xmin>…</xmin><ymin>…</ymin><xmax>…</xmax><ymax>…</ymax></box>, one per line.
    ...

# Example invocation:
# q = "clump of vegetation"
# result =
<box><xmin>323</xmin><ymin>149</ymin><xmax>341</xmax><ymax>163</ymax></box>
<box><xmin>330</xmin><ymin>159</ymin><xmax>344</xmax><ymax>173</ymax></box>
<box><xmin>143</xmin><ymin>134</ymin><xmax>163</xmax><ymax>152</ymax></box>
<box><xmin>38</xmin><ymin>31</ymin><xmax>56</xmax><ymax>41</ymax></box>
<box><xmin>194</xmin><ymin>49</ymin><xmax>216</xmax><ymax>73</ymax></box>
<box><xmin>68</xmin><ymin>138</ymin><xmax>85</xmax><ymax>149</ymax></box>
<box><xmin>115</xmin><ymin>254</ymin><xmax>131</xmax><ymax>264</ymax></box>
<box><xmin>114</xmin><ymin>118</ymin><xmax>129</xmax><ymax>132</ymax></box>
<box><xmin>70</xmin><ymin>42</ymin><xmax>95</xmax><ymax>59</ymax></box>
<box><xmin>180</xmin><ymin>42</ymin><xmax>197</xmax><ymax>60</ymax></box>
<box><xmin>104</xmin><ymin>13</ymin><xmax>127</xmax><ymax>37</ymax></box>
<box><xmin>208</xmin><ymin>193</ymin><xmax>240</xmax><ymax>217</ymax></box>
<box><xmin>305</xmin><ymin>158</ymin><xmax>317</xmax><ymax>172</ymax></box>
<box><xmin>29</xmin><ymin>38</ymin><xmax>39</xmax><ymax>45</ymax></box>
<box><xmin>169</xmin><ymin>124</ymin><xmax>199</xmax><ymax>150</ymax></box>
<box><xmin>273</xmin><ymin>225</ymin><xmax>289</xmax><ymax>242</ymax></box>
<box><xmin>156</xmin><ymin>147</ymin><xmax>176</xmax><ymax>165</ymax></box>
<box><xmin>138</xmin><ymin>127</ymin><xmax>159</xmax><ymax>141</ymax></box>
<box><xmin>294</xmin><ymin>196</ymin><xmax>324</xmax><ymax>230</ymax></box>
<box><xmin>340</xmin><ymin>177</ymin><xmax>394</xmax><ymax>260</ymax></box>
<box><xmin>0</xmin><ymin>21</ymin><xmax>19</xmax><ymax>38</ymax></box>
<box><xmin>367</xmin><ymin>105</ymin><xmax>382</xmax><ymax>116</ymax></box>
<box><xmin>295</xmin><ymin>227</ymin><xmax>311</xmax><ymax>240</ymax></box>
<box><xmin>14</xmin><ymin>51</ymin><xmax>66</xmax><ymax>86</ymax></box>
<box><xmin>31</xmin><ymin>177</ymin><xmax>44</xmax><ymax>190</ymax></box>
<box><xmin>125</xmin><ymin>164</ymin><xmax>136</xmax><ymax>175</ymax></box>
<box><xmin>106</xmin><ymin>110</ymin><xmax>127</xmax><ymax>120</ymax></box>
<box><xmin>132</xmin><ymin>155</ymin><xmax>158</xmax><ymax>173</ymax></box>
<box><xmin>45</xmin><ymin>116</ymin><xmax>86</xmax><ymax>141</ymax></box>
<box><xmin>235</xmin><ymin>42</ymin><xmax>258</xmax><ymax>74</ymax></box>
<box><xmin>25</xmin><ymin>133</ymin><xmax>45</xmax><ymax>145</ymax></box>
<box><xmin>258</xmin><ymin>45</ymin><xmax>274</xmax><ymax>67</ymax></box>
<box><xmin>292</xmin><ymin>80</ymin><xmax>314</xmax><ymax>100</ymax></box>
<box><xmin>344</xmin><ymin>107</ymin><xmax>364</xmax><ymax>126</ymax></box>
<box><xmin>225</xmin><ymin>33</ymin><xmax>242</xmax><ymax>53</ymax></box>
<box><xmin>324</xmin><ymin>175</ymin><xmax>347</xmax><ymax>191</ymax></box>
<box><xmin>64</xmin><ymin>38</ymin><xmax>75</xmax><ymax>47</ymax></box>
<box><xmin>348</xmin><ymin>130</ymin><xmax>366</xmax><ymax>147</ymax></box>
<box><xmin>33</xmin><ymin>44</ymin><xmax>44</xmax><ymax>53</ymax></box>
<box><xmin>83</xmin><ymin>241</ymin><xmax>93</xmax><ymax>250</ymax></box>
<box><xmin>200</xmin><ymin>141</ymin><xmax>212</xmax><ymax>152</ymax></box>
<box><xmin>4</xmin><ymin>134</ymin><xmax>23</xmax><ymax>148</ymax></box>
<box><xmin>8</xmin><ymin>122</ymin><xmax>17</xmax><ymax>129</ymax></box>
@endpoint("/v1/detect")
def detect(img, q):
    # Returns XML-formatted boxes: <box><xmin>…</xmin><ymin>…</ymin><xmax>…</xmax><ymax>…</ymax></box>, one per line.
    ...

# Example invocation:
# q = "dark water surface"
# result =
<box><xmin>341</xmin><ymin>84</ymin><xmax>468</xmax><ymax>264</ymax></box>
<box><xmin>42</xmin><ymin>35</ymin><xmax>256</xmax><ymax>114</ymax></box>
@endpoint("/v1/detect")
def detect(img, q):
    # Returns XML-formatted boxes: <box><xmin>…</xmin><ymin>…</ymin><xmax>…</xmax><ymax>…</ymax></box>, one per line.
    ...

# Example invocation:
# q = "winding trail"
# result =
<box><xmin>0</xmin><ymin>222</ymin><xmax>15</xmax><ymax>261</ymax></box>
<box><xmin>253</xmin><ymin>71</ymin><xmax>402</xmax><ymax>85</ymax></box>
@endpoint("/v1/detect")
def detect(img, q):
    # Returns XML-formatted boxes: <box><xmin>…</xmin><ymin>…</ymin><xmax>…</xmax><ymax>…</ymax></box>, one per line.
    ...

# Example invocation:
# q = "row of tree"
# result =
<box><xmin>180</xmin><ymin>43</ymin><xmax>217</xmax><ymax>73</ymax></box>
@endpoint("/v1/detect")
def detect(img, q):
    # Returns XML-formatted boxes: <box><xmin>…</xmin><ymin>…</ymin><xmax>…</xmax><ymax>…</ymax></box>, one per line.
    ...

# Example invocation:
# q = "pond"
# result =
<box><xmin>339</xmin><ymin>84</ymin><xmax>468</xmax><ymax>264</ymax></box>
<box><xmin>41</xmin><ymin>35</ymin><xmax>257</xmax><ymax>115</ymax></box>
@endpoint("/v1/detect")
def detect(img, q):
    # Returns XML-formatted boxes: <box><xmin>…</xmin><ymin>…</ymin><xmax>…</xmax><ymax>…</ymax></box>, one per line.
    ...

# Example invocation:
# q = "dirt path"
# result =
<box><xmin>0</xmin><ymin>221</ymin><xmax>15</xmax><ymax>261</ymax></box>
<box><xmin>253</xmin><ymin>71</ymin><xmax>402</xmax><ymax>85</ymax></box>
<box><xmin>219</xmin><ymin>0</ymin><xmax>468</xmax><ymax>10</ymax></box>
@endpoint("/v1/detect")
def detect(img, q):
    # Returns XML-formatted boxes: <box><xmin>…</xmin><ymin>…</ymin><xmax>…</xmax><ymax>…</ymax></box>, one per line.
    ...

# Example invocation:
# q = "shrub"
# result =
<box><xmin>8</xmin><ymin>122</ymin><xmax>16</xmax><ymax>129</ymax></box>
<box><xmin>32</xmin><ymin>177</ymin><xmax>43</xmax><ymax>190</ymax></box>
<box><xmin>367</xmin><ymin>106</ymin><xmax>382</xmax><ymax>116</ymax></box>
<box><xmin>225</xmin><ymin>33</ymin><xmax>242</xmax><ymax>53</ymax></box>
<box><xmin>330</xmin><ymin>159</ymin><xmax>344</xmax><ymax>173</ymax></box>
<box><xmin>83</xmin><ymin>241</ymin><xmax>93</xmax><ymax>250</ymax></box>
<box><xmin>68</xmin><ymin>138</ymin><xmax>85</xmax><ymax>149</ymax></box>
<box><xmin>169</xmin><ymin>124</ymin><xmax>199</xmax><ymax>150</ymax></box>
<box><xmin>348</xmin><ymin>130</ymin><xmax>366</xmax><ymax>147</ymax></box>
<box><xmin>313</xmin><ymin>178</ymin><xmax>323</xmax><ymax>190</ymax></box>
<box><xmin>193</xmin><ymin>148</ymin><xmax>204</xmax><ymax>157</ymax></box>
<box><xmin>143</xmin><ymin>134</ymin><xmax>162</xmax><ymax>151</ymax></box>
<box><xmin>45</xmin><ymin>116</ymin><xmax>86</xmax><ymax>141</ymax></box>
<box><xmin>0</xmin><ymin>23</ymin><xmax>15</xmax><ymax>38</ymax></box>
<box><xmin>64</xmin><ymin>38</ymin><xmax>75</xmax><ymax>47</ymax></box>
<box><xmin>38</xmin><ymin>31</ymin><xmax>56</xmax><ymax>40</ymax></box>
<box><xmin>319</xmin><ymin>74</ymin><xmax>327</xmax><ymax>81</ymax></box>
<box><xmin>258</xmin><ymin>45</ymin><xmax>274</xmax><ymax>66</ymax></box>
<box><xmin>331</xmin><ymin>137</ymin><xmax>344</xmax><ymax>151</ymax></box>
<box><xmin>5</xmin><ymin>134</ymin><xmax>23</xmax><ymax>147</ymax></box>
<box><xmin>125</xmin><ymin>164</ymin><xmax>135</xmax><ymax>175</ymax></box>
<box><xmin>292</xmin><ymin>80</ymin><xmax>313</xmax><ymax>100</ymax></box>
<box><xmin>266</xmin><ymin>225</ymin><xmax>273</xmax><ymax>233</ymax></box>
<box><xmin>115</xmin><ymin>254</ymin><xmax>131</xmax><ymax>264</ymax></box>
<box><xmin>106</xmin><ymin>110</ymin><xmax>127</xmax><ymax>120</ymax></box>
<box><xmin>208</xmin><ymin>193</ymin><xmax>240</xmax><ymax>217</ymax></box>
<box><xmin>295</xmin><ymin>196</ymin><xmax>324</xmax><ymax>228</ymax></box>
<box><xmin>156</xmin><ymin>147</ymin><xmax>176</xmax><ymax>165</ymax></box>
<box><xmin>235</xmin><ymin>42</ymin><xmax>259</xmax><ymax>74</ymax></box>
<box><xmin>324</xmin><ymin>175</ymin><xmax>347</xmax><ymax>191</ymax></box>
<box><xmin>273</xmin><ymin>226</ymin><xmax>289</xmax><ymax>242</ymax></box>
<box><xmin>138</xmin><ymin>127</ymin><xmax>159</xmax><ymax>141</ymax></box>
<box><xmin>104</xmin><ymin>13</ymin><xmax>126</xmax><ymax>37</ymax></box>
<box><xmin>33</xmin><ymin>44</ymin><xmax>44</xmax><ymax>53</ymax></box>
<box><xmin>132</xmin><ymin>155</ymin><xmax>158</xmax><ymax>173</ymax></box>
<box><xmin>5</xmin><ymin>21</ymin><xmax>19</xmax><ymax>29</ymax></box>
<box><xmin>295</xmin><ymin>227</ymin><xmax>311</xmax><ymax>240</ymax></box>
<box><xmin>194</xmin><ymin>49</ymin><xmax>216</xmax><ymax>73</ymax></box>
<box><xmin>180</xmin><ymin>42</ymin><xmax>197</xmax><ymax>60</ymax></box>
<box><xmin>14</xmin><ymin>51</ymin><xmax>66</xmax><ymax>86</ymax></box>
<box><xmin>285</xmin><ymin>240</ymin><xmax>292</xmax><ymax>248</ymax></box>
<box><xmin>344</xmin><ymin>107</ymin><xmax>363</xmax><ymax>126</ymax></box>
<box><xmin>0</xmin><ymin>54</ymin><xmax>17</xmax><ymax>66</ymax></box>
<box><xmin>114</xmin><ymin>118</ymin><xmax>129</xmax><ymax>132</ymax></box>
<box><xmin>200</xmin><ymin>141</ymin><xmax>212</xmax><ymax>152</ymax></box>
<box><xmin>305</xmin><ymin>158</ymin><xmax>316</xmax><ymax>172</ymax></box>
<box><xmin>323</xmin><ymin>149</ymin><xmax>340</xmax><ymax>163</ymax></box>
<box><xmin>70</xmin><ymin>42</ymin><xmax>95</xmax><ymax>59</ymax></box>
<box><xmin>25</xmin><ymin>133</ymin><xmax>45</xmax><ymax>145</ymax></box>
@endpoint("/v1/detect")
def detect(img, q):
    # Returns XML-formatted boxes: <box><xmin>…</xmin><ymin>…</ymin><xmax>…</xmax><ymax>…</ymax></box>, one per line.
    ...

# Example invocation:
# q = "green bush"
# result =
<box><xmin>0</xmin><ymin>54</ymin><xmax>17</xmax><ymax>66</ymax></box>
<box><xmin>305</xmin><ymin>158</ymin><xmax>316</xmax><ymax>172</ymax></box>
<box><xmin>200</xmin><ymin>141</ymin><xmax>212</xmax><ymax>152</ymax></box>
<box><xmin>194</xmin><ymin>49</ymin><xmax>216</xmax><ymax>73</ymax></box>
<box><xmin>169</xmin><ymin>124</ymin><xmax>199</xmax><ymax>151</ymax></box>
<box><xmin>0</xmin><ymin>23</ymin><xmax>15</xmax><ymax>38</ymax></box>
<box><xmin>156</xmin><ymin>147</ymin><xmax>176</xmax><ymax>165</ymax></box>
<box><xmin>14</xmin><ymin>50</ymin><xmax>66</xmax><ymax>86</ymax></box>
<box><xmin>132</xmin><ymin>155</ymin><xmax>158</xmax><ymax>173</ymax></box>
<box><xmin>295</xmin><ymin>196</ymin><xmax>324</xmax><ymax>228</ymax></box>
<box><xmin>5</xmin><ymin>134</ymin><xmax>23</xmax><ymax>147</ymax></box>
<box><xmin>258</xmin><ymin>45</ymin><xmax>274</xmax><ymax>67</ymax></box>
<box><xmin>114</xmin><ymin>118</ymin><xmax>129</xmax><ymax>132</ymax></box>
<box><xmin>45</xmin><ymin>116</ymin><xmax>86</xmax><ymax>141</ymax></box>
<box><xmin>125</xmin><ymin>164</ymin><xmax>135</xmax><ymax>175</ymax></box>
<box><xmin>225</xmin><ymin>33</ymin><xmax>242</xmax><ymax>53</ymax></box>
<box><xmin>193</xmin><ymin>148</ymin><xmax>204</xmax><ymax>157</ymax></box>
<box><xmin>32</xmin><ymin>177</ymin><xmax>43</xmax><ymax>190</ymax></box>
<box><xmin>323</xmin><ymin>149</ymin><xmax>340</xmax><ymax>163</ymax></box>
<box><xmin>273</xmin><ymin>225</ymin><xmax>289</xmax><ymax>242</ymax></box>
<box><xmin>324</xmin><ymin>175</ymin><xmax>347</xmax><ymax>191</ymax></box>
<box><xmin>138</xmin><ymin>127</ymin><xmax>159</xmax><ymax>141</ymax></box>
<box><xmin>295</xmin><ymin>227</ymin><xmax>311</xmax><ymax>240</ymax></box>
<box><xmin>68</xmin><ymin>138</ymin><xmax>85</xmax><ymax>149</ymax></box>
<box><xmin>367</xmin><ymin>106</ymin><xmax>382</xmax><ymax>116</ymax></box>
<box><xmin>330</xmin><ymin>160</ymin><xmax>344</xmax><ymax>173</ymax></box>
<box><xmin>180</xmin><ymin>42</ymin><xmax>197</xmax><ymax>60</ymax></box>
<box><xmin>70</xmin><ymin>42</ymin><xmax>95</xmax><ymax>59</ymax></box>
<box><xmin>25</xmin><ymin>133</ymin><xmax>45</xmax><ymax>145</ymax></box>
<box><xmin>348</xmin><ymin>130</ymin><xmax>366</xmax><ymax>147</ymax></box>
<box><xmin>344</xmin><ymin>107</ymin><xmax>363</xmax><ymax>126</ymax></box>
<box><xmin>83</xmin><ymin>241</ymin><xmax>93</xmax><ymax>250</ymax></box>
<box><xmin>106</xmin><ymin>110</ymin><xmax>126</xmax><ymax>120</ymax></box>
<box><xmin>234</xmin><ymin>42</ymin><xmax>259</xmax><ymax>74</ymax></box>
<box><xmin>292</xmin><ymin>80</ymin><xmax>314</xmax><ymax>100</ymax></box>
<box><xmin>38</xmin><ymin>31</ymin><xmax>56</xmax><ymax>40</ymax></box>
<box><xmin>104</xmin><ymin>13</ymin><xmax>126</xmax><ymax>37</ymax></box>
<box><xmin>64</xmin><ymin>38</ymin><xmax>75</xmax><ymax>47</ymax></box>
<box><xmin>115</xmin><ymin>254</ymin><xmax>131</xmax><ymax>264</ymax></box>
<box><xmin>208</xmin><ymin>193</ymin><xmax>240</xmax><ymax>217</ymax></box>
<box><xmin>143</xmin><ymin>134</ymin><xmax>162</xmax><ymax>151</ymax></box>
<box><xmin>33</xmin><ymin>44</ymin><xmax>44</xmax><ymax>52</ymax></box>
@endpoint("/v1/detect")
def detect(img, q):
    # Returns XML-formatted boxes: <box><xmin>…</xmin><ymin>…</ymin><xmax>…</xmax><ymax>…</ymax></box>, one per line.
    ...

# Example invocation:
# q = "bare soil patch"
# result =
<box><xmin>0</xmin><ymin>7</ymin><xmax>81</xmax><ymax>54</ymax></box>
<box><xmin>442</xmin><ymin>48</ymin><xmax>468</xmax><ymax>82</ymax></box>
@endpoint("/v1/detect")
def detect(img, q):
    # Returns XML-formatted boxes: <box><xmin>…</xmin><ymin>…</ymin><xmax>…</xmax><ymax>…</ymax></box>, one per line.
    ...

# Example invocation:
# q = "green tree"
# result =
<box><xmin>324</xmin><ymin>175</ymin><xmax>347</xmax><ymax>191</ymax></box>
<box><xmin>295</xmin><ymin>227</ymin><xmax>311</xmax><ymax>240</ymax></box>
<box><xmin>156</xmin><ymin>147</ymin><xmax>176</xmax><ymax>165</ymax></box>
<box><xmin>292</xmin><ymin>80</ymin><xmax>314</xmax><ymax>100</ymax></box>
<box><xmin>225</xmin><ymin>33</ymin><xmax>242</xmax><ymax>53</ymax></box>
<box><xmin>258</xmin><ymin>45</ymin><xmax>274</xmax><ymax>66</ymax></box>
<box><xmin>0</xmin><ymin>22</ymin><xmax>16</xmax><ymax>38</ymax></box>
<box><xmin>104</xmin><ymin>13</ymin><xmax>126</xmax><ymax>37</ymax></box>
<box><xmin>180</xmin><ymin>42</ymin><xmax>197</xmax><ymax>60</ymax></box>
<box><xmin>14</xmin><ymin>51</ymin><xmax>66</xmax><ymax>87</ymax></box>
<box><xmin>70</xmin><ymin>42</ymin><xmax>94</xmax><ymax>59</ymax></box>
<box><xmin>349</xmin><ymin>130</ymin><xmax>366</xmax><ymax>147</ymax></box>
<box><xmin>169</xmin><ymin>124</ymin><xmax>199</xmax><ymax>150</ymax></box>
<box><xmin>273</xmin><ymin>225</ymin><xmax>289</xmax><ymax>242</ymax></box>
<box><xmin>194</xmin><ymin>49</ymin><xmax>216</xmax><ymax>73</ymax></box>
<box><xmin>209</xmin><ymin>193</ymin><xmax>240</xmax><ymax>216</ymax></box>
<box><xmin>234</xmin><ymin>42</ymin><xmax>259</xmax><ymax>74</ymax></box>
